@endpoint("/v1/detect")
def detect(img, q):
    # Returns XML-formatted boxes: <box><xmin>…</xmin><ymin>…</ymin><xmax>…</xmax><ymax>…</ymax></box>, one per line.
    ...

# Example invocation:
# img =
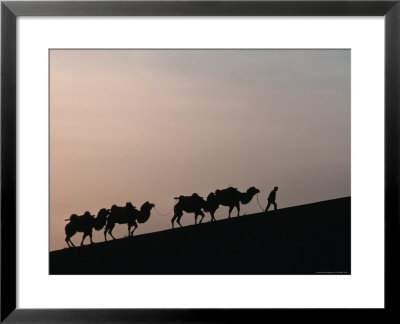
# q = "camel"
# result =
<box><xmin>104</xmin><ymin>201</ymin><xmax>155</xmax><ymax>240</ymax></box>
<box><xmin>213</xmin><ymin>186</ymin><xmax>260</xmax><ymax>218</ymax></box>
<box><xmin>171</xmin><ymin>193</ymin><xmax>207</xmax><ymax>228</ymax></box>
<box><xmin>65</xmin><ymin>208</ymin><xmax>110</xmax><ymax>247</ymax></box>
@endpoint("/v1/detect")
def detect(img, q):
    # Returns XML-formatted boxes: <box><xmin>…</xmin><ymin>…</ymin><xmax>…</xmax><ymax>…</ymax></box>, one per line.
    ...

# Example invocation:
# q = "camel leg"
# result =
<box><xmin>177</xmin><ymin>216</ymin><xmax>183</xmax><ymax>228</ymax></box>
<box><xmin>104</xmin><ymin>222</ymin><xmax>111</xmax><ymax>241</ymax></box>
<box><xmin>171</xmin><ymin>215</ymin><xmax>177</xmax><ymax>228</ymax></box>
<box><xmin>130</xmin><ymin>223</ymin><xmax>138</xmax><ymax>236</ymax></box>
<box><xmin>65</xmin><ymin>227</ymin><xmax>76</xmax><ymax>247</ymax></box>
<box><xmin>198</xmin><ymin>210</ymin><xmax>205</xmax><ymax>224</ymax></box>
<box><xmin>210</xmin><ymin>212</ymin><xmax>215</xmax><ymax>222</ymax></box>
<box><xmin>172</xmin><ymin>209</ymin><xmax>183</xmax><ymax>228</ymax></box>
<box><xmin>81</xmin><ymin>233</ymin><xmax>87</xmax><ymax>246</ymax></box>
<box><xmin>128</xmin><ymin>225</ymin><xmax>132</xmax><ymax>236</ymax></box>
<box><xmin>109</xmin><ymin>229</ymin><xmax>116</xmax><ymax>240</ymax></box>
<box><xmin>83</xmin><ymin>230</ymin><xmax>94</xmax><ymax>245</ymax></box>
<box><xmin>108</xmin><ymin>223</ymin><xmax>116</xmax><ymax>240</ymax></box>
<box><xmin>194</xmin><ymin>213</ymin><xmax>198</xmax><ymax>224</ymax></box>
<box><xmin>65</xmin><ymin>236</ymin><xmax>70</xmax><ymax>247</ymax></box>
<box><xmin>228</xmin><ymin>205</ymin><xmax>234</xmax><ymax>218</ymax></box>
<box><xmin>66</xmin><ymin>236</ymin><xmax>74</xmax><ymax>248</ymax></box>
<box><xmin>236</xmin><ymin>202</ymin><xmax>240</xmax><ymax>217</ymax></box>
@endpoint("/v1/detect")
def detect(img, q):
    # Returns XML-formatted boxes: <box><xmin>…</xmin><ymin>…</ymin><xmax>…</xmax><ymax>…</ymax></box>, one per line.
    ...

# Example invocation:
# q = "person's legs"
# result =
<box><xmin>265</xmin><ymin>202</ymin><xmax>271</xmax><ymax>212</ymax></box>
<box><xmin>273</xmin><ymin>202</ymin><xmax>277</xmax><ymax>210</ymax></box>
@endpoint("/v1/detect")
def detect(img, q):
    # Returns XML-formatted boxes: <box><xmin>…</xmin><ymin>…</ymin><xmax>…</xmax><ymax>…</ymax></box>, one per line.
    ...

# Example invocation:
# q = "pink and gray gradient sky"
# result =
<box><xmin>50</xmin><ymin>49</ymin><xmax>350</xmax><ymax>251</ymax></box>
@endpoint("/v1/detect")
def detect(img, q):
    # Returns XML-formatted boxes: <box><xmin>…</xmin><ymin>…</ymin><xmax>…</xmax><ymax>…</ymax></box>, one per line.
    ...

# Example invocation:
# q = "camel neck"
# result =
<box><xmin>240</xmin><ymin>191</ymin><xmax>253</xmax><ymax>204</ymax></box>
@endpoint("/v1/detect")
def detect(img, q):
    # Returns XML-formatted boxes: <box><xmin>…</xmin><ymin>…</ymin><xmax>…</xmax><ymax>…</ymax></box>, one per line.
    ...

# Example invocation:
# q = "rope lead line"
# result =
<box><xmin>154</xmin><ymin>205</ymin><xmax>174</xmax><ymax>217</ymax></box>
<box><xmin>256</xmin><ymin>194</ymin><xmax>266</xmax><ymax>212</ymax></box>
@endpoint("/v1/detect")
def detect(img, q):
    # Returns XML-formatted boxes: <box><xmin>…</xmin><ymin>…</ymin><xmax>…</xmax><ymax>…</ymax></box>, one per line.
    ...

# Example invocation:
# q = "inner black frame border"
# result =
<box><xmin>1</xmin><ymin>1</ymin><xmax>399</xmax><ymax>322</ymax></box>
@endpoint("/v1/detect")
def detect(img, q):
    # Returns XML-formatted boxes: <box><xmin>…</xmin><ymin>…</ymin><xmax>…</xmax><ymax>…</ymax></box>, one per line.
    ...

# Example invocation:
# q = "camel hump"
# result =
<box><xmin>221</xmin><ymin>187</ymin><xmax>239</xmax><ymax>194</ymax></box>
<box><xmin>126</xmin><ymin>202</ymin><xmax>136</xmax><ymax>209</ymax></box>
<box><xmin>191</xmin><ymin>193</ymin><xmax>203</xmax><ymax>199</ymax></box>
<box><xmin>111</xmin><ymin>204</ymin><xmax>126</xmax><ymax>213</ymax></box>
<box><xmin>69</xmin><ymin>214</ymin><xmax>78</xmax><ymax>222</ymax></box>
<box><xmin>81</xmin><ymin>211</ymin><xmax>94</xmax><ymax>220</ymax></box>
<box><xmin>125</xmin><ymin>202</ymin><xmax>138</xmax><ymax>213</ymax></box>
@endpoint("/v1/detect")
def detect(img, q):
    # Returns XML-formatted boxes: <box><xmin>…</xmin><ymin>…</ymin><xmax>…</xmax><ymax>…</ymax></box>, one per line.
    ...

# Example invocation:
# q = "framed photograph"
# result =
<box><xmin>1</xmin><ymin>0</ymin><xmax>399</xmax><ymax>322</ymax></box>
<box><xmin>49</xmin><ymin>48</ymin><xmax>351</xmax><ymax>276</ymax></box>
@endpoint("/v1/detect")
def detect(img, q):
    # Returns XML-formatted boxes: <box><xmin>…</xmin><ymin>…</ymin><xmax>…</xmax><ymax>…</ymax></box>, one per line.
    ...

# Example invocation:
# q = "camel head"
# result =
<box><xmin>247</xmin><ymin>186</ymin><xmax>260</xmax><ymax>196</ymax></box>
<box><xmin>137</xmin><ymin>201</ymin><xmax>155</xmax><ymax>224</ymax></box>
<box><xmin>140</xmin><ymin>201</ymin><xmax>155</xmax><ymax>212</ymax></box>
<box><xmin>203</xmin><ymin>192</ymin><xmax>218</xmax><ymax>212</ymax></box>
<box><xmin>93</xmin><ymin>208</ymin><xmax>110</xmax><ymax>231</ymax></box>
<box><xmin>207</xmin><ymin>192</ymin><xmax>216</xmax><ymax>201</ymax></box>
<box><xmin>239</xmin><ymin>186</ymin><xmax>260</xmax><ymax>204</ymax></box>
<box><xmin>205</xmin><ymin>192</ymin><xmax>217</xmax><ymax>206</ymax></box>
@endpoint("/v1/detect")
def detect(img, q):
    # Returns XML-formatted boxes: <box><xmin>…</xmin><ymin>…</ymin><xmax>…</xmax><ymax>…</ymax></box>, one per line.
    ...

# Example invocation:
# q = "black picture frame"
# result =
<box><xmin>1</xmin><ymin>0</ymin><xmax>399</xmax><ymax>322</ymax></box>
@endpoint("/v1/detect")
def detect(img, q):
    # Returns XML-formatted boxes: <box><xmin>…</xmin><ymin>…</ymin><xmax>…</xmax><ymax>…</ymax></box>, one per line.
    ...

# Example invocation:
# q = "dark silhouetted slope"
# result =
<box><xmin>50</xmin><ymin>197</ymin><xmax>350</xmax><ymax>274</ymax></box>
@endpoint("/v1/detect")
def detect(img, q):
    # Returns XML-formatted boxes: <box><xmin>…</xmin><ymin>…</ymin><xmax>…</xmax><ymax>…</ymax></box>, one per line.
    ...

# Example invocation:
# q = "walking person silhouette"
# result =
<box><xmin>265</xmin><ymin>186</ymin><xmax>278</xmax><ymax>212</ymax></box>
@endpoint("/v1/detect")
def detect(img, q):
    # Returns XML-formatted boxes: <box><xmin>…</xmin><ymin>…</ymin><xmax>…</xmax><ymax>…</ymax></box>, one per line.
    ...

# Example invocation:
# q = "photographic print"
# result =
<box><xmin>49</xmin><ymin>49</ymin><xmax>350</xmax><ymax>275</ymax></box>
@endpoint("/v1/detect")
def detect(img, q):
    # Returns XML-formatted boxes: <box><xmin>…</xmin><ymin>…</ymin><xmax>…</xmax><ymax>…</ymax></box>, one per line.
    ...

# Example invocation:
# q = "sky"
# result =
<box><xmin>50</xmin><ymin>49</ymin><xmax>350</xmax><ymax>251</ymax></box>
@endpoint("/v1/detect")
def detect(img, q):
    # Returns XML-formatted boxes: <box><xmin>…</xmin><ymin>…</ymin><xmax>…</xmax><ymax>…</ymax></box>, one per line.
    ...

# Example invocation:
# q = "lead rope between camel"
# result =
<box><xmin>154</xmin><ymin>205</ymin><xmax>174</xmax><ymax>217</ymax></box>
<box><xmin>256</xmin><ymin>194</ymin><xmax>266</xmax><ymax>212</ymax></box>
